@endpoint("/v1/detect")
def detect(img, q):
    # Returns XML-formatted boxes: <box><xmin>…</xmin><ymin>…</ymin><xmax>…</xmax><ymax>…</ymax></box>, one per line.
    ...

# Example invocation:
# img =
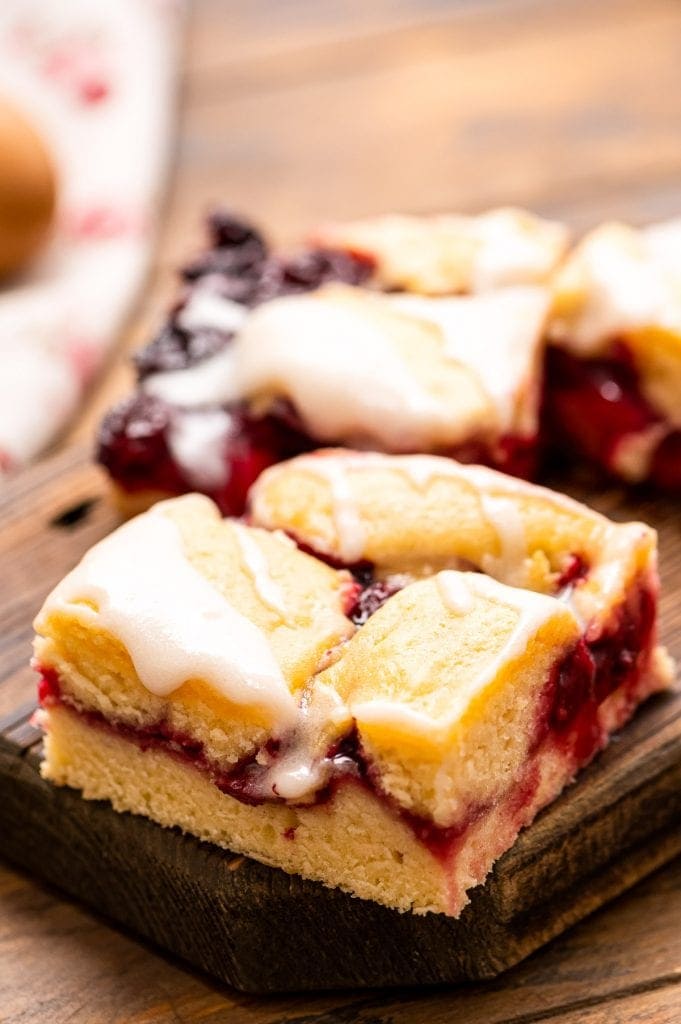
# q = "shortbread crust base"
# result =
<box><xmin>40</xmin><ymin>669</ymin><xmax>666</xmax><ymax>918</ymax></box>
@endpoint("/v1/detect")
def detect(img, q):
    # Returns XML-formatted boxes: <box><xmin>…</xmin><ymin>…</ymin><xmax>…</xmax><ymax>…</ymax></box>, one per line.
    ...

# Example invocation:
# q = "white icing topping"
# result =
<box><xmin>142</xmin><ymin>283</ymin><xmax>548</xmax><ymax>448</ymax></box>
<box><xmin>266</xmin><ymin>683</ymin><xmax>351</xmax><ymax>801</ymax></box>
<box><xmin>231</xmin><ymin>522</ymin><xmax>288</xmax><ymax>618</ymax></box>
<box><xmin>551</xmin><ymin>220</ymin><xmax>681</xmax><ymax>354</ymax></box>
<box><xmin>437</xmin><ymin>571</ymin><xmax>474</xmax><ymax>614</ymax></box>
<box><xmin>143</xmin><ymin>346</ymin><xmax>238</xmax><ymax>406</ymax></box>
<box><xmin>228</xmin><ymin>289</ymin><xmax>485</xmax><ymax>450</ymax></box>
<box><xmin>177</xmin><ymin>289</ymin><xmax>248</xmax><ymax>335</ymax></box>
<box><xmin>297</xmin><ymin>455</ymin><xmax>368</xmax><ymax>563</ymax></box>
<box><xmin>43</xmin><ymin>502</ymin><xmax>298</xmax><ymax>728</ymax></box>
<box><xmin>478</xmin><ymin>494</ymin><xmax>528</xmax><ymax>585</ymax></box>
<box><xmin>167</xmin><ymin>408</ymin><xmax>232</xmax><ymax>489</ymax></box>
<box><xmin>388</xmin><ymin>287</ymin><xmax>548</xmax><ymax>431</ymax></box>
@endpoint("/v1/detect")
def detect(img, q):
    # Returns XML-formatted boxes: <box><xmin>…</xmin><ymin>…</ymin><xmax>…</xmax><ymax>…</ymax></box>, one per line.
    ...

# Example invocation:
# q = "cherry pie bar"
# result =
<box><xmin>34</xmin><ymin>451</ymin><xmax>673</xmax><ymax>916</ymax></box>
<box><xmin>547</xmin><ymin>219</ymin><xmax>681</xmax><ymax>490</ymax></box>
<box><xmin>98</xmin><ymin>207</ymin><xmax>567</xmax><ymax>514</ymax></box>
<box><xmin>312</xmin><ymin>207</ymin><xmax>568</xmax><ymax>294</ymax></box>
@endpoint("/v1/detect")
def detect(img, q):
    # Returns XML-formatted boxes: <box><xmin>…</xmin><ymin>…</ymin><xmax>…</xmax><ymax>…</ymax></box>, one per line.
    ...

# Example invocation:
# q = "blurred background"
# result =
<box><xmin>3</xmin><ymin>0</ymin><xmax>681</xmax><ymax>454</ymax></box>
<box><xmin>104</xmin><ymin>0</ymin><xmax>681</xmax><ymax>427</ymax></box>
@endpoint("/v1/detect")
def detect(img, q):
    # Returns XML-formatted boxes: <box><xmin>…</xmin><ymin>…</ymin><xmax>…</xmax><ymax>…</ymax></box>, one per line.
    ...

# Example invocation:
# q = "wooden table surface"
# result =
<box><xmin>2</xmin><ymin>1</ymin><xmax>681</xmax><ymax>1020</ymax></box>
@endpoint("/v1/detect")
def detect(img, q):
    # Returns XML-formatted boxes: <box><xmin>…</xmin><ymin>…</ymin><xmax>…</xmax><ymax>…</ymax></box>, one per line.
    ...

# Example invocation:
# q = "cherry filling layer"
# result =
<box><xmin>544</xmin><ymin>346</ymin><xmax>681</xmax><ymax>491</ymax></box>
<box><xmin>97</xmin><ymin>395</ymin><xmax>317</xmax><ymax>515</ymax></box>
<box><xmin>98</xmin><ymin>392</ymin><xmax>537</xmax><ymax>517</ymax></box>
<box><xmin>37</xmin><ymin>574</ymin><xmax>656</xmax><ymax>863</ymax></box>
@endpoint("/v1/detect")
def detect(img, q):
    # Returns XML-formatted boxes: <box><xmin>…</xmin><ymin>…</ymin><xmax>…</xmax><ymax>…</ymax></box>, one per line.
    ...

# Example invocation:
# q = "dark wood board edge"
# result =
<box><xmin>1</xmin><ymin>714</ymin><xmax>680</xmax><ymax>994</ymax></box>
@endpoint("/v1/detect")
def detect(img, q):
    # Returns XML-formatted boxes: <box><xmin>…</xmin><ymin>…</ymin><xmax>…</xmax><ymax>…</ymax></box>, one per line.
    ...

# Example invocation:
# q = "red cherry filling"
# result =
<box><xmin>650</xmin><ymin>431</ymin><xmax>681</xmax><ymax>491</ymax></box>
<box><xmin>544</xmin><ymin>345</ymin><xmax>681</xmax><ymax>490</ymax></box>
<box><xmin>98</xmin><ymin>394</ymin><xmax>188</xmax><ymax>498</ymax></box>
<box><xmin>556</xmin><ymin>553</ymin><xmax>589</xmax><ymax>589</ymax></box>
<box><xmin>97</xmin><ymin>394</ymin><xmax>315</xmax><ymax>516</ymax></box>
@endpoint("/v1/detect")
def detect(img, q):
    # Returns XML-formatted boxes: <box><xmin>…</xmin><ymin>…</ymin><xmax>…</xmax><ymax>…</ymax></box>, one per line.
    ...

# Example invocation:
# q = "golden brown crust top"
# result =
<box><xmin>248</xmin><ymin>450</ymin><xmax>657</xmax><ymax>626</ymax></box>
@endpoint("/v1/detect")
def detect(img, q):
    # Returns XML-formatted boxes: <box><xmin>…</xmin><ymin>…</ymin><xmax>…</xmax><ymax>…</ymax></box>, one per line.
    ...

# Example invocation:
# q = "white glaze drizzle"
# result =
<box><xmin>436</xmin><ymin>571</ymin><xmax>475</xmax><ymax>614</ymax></box>
<box><xmin>167</xmin><ymin>408</ymin><xmax>232</xmax><ymax>489</ymax></box>
<box><xmin>143</xmin><ymin>346</ymin><xmax>238</xmax><ymax>407</ymax></box>
<box><xmin>42</xmin><ymin>502</ymin><xmax>298</xmax><ymax>728</ymax></box>
<box><xmin>296</xmin><ymin>455</ymin><xmax>369</xmax><ymax>563</ymax></box>
<box><xmin>551</xmin><ymin>220</ymin><xmax>681</xmax><ymax>354</ymax></box>
<box><xmin>228</xmin><ymin>289</ymin><xmax>484</xmax><ymax>450</ymax></box>
<box><xmin>266</xmin><ymin>682</ymin><xmax>351</xmax><ymax>801</ymax></box>
<box><xmin>231</xmin><ymin>522</ymin><xmax>288</xmax><ymax>618</ymax></box>
<box><xmin>144</xmin><ymin>284</ymin><xmax>547</xmax><ymax>442</ymax></box>
<box><xmin>478</xmin><ymin>493</ymin><xmax>529</xmax><ymax>585</ymax></box>
<box><xmin>389</xmin><ymin>287</ymin><xmax>547</xmax><ymax>431</ymax></box>
<box><xmin>143</xmin><ymin>287</ymin><xmax>494</xmax><ymax>449</ymax></box>
<box><xmin>251</xmin><ymin>451</ymin><xmax>649</xmax><ymax>629</ymax></box>
<box><xmin>177</xmin><ymin>289</ymin><xmax>248</xmax><ymax>335</ymax></box>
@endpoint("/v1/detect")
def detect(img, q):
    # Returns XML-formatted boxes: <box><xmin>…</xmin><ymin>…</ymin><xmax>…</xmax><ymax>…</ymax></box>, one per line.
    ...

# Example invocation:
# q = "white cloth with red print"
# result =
<box><xmin>0</xmin><ymin>0</ymin><xmax>183</xmax><ymax>475</ymax></box>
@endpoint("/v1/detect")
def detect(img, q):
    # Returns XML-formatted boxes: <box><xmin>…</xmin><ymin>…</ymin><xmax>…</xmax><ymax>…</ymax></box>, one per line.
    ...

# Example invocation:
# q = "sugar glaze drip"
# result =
<box><xmin>231</xmin><ymin>521</ymin><xmax>288</xmax><ymax>617</ymax></box>
<box><xmin>39</xmin><ymin>498</ymin><xmax>298</xmax><ymax>728</ymax></box>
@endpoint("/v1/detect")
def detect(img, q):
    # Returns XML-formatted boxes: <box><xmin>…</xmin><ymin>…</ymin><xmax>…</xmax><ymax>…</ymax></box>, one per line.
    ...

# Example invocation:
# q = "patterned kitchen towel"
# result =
<box><xmin>0</xmin><ymin>0</ymin><xmax>184</xmax><ymax>475</ymax></box>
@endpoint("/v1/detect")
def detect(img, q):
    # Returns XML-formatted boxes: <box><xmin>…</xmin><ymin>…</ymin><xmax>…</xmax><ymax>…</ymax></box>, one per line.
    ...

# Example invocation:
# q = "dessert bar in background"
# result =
<box><xmin>97</xmin><ymin>207</ymin><xmax>567</xmax><ymax>514</ymax></box>
<box><xmin>548</xmin><ymin>220</ymin><xmax>681</xmax><ymax>490</ymax></box>
<box><xmin>97</xmin><ymin>207</ymin><xmax>681</xmax><ymax>511</ymax></box>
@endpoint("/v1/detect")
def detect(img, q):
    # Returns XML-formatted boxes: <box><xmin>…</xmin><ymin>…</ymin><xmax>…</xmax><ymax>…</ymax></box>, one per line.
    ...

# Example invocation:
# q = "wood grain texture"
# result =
<box><xmin>3</xmin><ymin>0</ymin><xmax>681</xmax><ymax>1019</ymax></box>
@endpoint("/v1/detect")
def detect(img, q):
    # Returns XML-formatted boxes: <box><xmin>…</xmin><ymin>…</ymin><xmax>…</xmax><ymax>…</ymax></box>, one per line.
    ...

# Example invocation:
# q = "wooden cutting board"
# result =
<box><xmin>0</xmin><ymin>446</ymin><xmax>679</xmax><ymax>994</ymax></box>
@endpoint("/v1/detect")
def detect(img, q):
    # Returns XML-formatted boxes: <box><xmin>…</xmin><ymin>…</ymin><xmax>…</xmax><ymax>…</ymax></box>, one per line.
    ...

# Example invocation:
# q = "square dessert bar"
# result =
<box><xmin>547</xmin><ymin>219</ymin><xmax>681</xmax><ymax>490</ymax></box>
<box><xmin>34</xmin><ymin>451</ymin><xmax>673</xmax><ymax>917</ymax></box>
<box><xmin>97</xmin><ymin>207</ymin><xmax>568</xmax><ymax>516</ymax></box>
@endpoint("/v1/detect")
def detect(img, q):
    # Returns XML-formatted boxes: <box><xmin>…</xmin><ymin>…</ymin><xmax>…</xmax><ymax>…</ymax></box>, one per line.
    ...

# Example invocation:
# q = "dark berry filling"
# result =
<box><xmin>180</xmin><ymin>210</ymin><xmax>373</xmax><ymax>306</ymax></box>
<box><xmin>97</xmin><ymin>394</ymin><xmax>187</xmax><ymax>497</ymax></box>
<box><xmin>441</xmin><ymin>435</ymin><xmax>538</xmax><ymax>481</ymax></box>
<box><xmin>97</xmin><ymin>394</ymin><xmax>315</xmax><ymax>516</ymax></box>
<box><xmin>134</xmin><ymin>324</ymin><xmax>231</xmax><ymax>378</ymax></box>
<box><xmin>346</xmin><ymin>577</ymin><xmax>404</xmax><ymax>626</ymax></box>
<box><xmin>544</xmin><ymin>345</ymin><xmax>681</xmax><ymax>491</ymax></box>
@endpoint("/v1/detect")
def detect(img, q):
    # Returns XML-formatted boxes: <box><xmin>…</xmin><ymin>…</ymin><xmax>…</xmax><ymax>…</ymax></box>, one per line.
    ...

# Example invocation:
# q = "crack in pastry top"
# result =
<box><xmin>230</xmin><ymin>521</ymin><xmax>288</xmax><ymax>618</ymax></box>
<box><xmin>250</xmin><ymin>451</ymin><xmax>655</xmax><ymax>620</ymax></box>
